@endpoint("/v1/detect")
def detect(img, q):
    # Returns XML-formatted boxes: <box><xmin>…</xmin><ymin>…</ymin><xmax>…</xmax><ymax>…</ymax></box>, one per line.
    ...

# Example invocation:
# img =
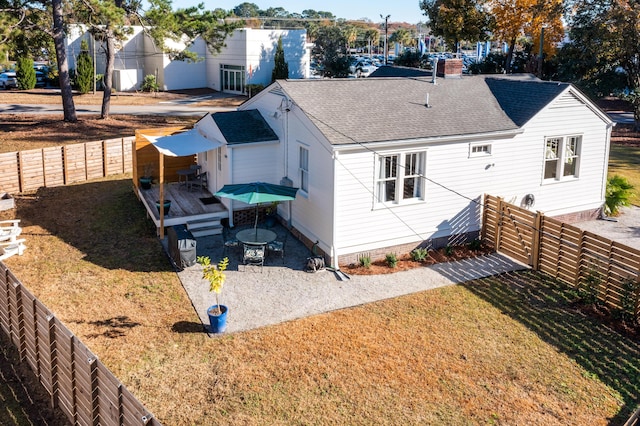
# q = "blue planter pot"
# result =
<box><xmin>207</xmin><ymin>305</ymin><xmax>228</xmax><ymax>333</ymax></box>
<box><xmin>264</xmin><ymin>215</ymin><xmax>276</xmax><ymax>228</ymax></box>
<box><xmin>155</xmin><ymin>200</ymin><xmax>171</xmax><ymax>216</ymax></box>
<box><xmin>139</xmin><ymin>177</ymin><xmax>152</xmax><ymax>190</ymax></box>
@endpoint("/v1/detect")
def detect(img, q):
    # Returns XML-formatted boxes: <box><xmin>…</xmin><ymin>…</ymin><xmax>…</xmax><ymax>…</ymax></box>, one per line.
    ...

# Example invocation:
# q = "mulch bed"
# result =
<box><xmin>340</xmin><ymin>244</ymin><xmax>494</xmax><ymax>275</ymax></box>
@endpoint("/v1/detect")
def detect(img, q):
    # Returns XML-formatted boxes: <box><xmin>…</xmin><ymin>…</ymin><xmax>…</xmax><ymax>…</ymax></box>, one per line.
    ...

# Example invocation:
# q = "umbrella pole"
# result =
<box><xmin>254</xmin><ymin>204</ymin><xmax>259</xmax><ymax>239</ymax></box>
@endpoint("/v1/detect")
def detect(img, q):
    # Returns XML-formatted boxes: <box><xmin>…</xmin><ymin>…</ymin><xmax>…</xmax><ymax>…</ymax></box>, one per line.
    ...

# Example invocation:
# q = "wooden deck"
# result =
<box><xmin>137</xmin><ymin>183</ymin><xmax>228</xmax><ymax>235</ymax></box>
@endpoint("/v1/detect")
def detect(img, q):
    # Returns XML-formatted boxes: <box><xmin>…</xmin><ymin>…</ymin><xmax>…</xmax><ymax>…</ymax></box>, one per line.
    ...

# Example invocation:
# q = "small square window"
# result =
<box><xmin>470</xmin><ymin>144</ymin><xmax>492</xmax><ymax>157</ymax></box>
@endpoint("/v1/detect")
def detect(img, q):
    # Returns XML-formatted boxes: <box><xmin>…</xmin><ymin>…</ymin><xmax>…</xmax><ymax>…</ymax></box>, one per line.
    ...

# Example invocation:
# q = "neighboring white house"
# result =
<box><xmin>203</xmin><ymin>28</ymin><xmax>312</xmax><ymax>94</ymax></box>
<box><xmin>189</xmin><ymin>67</ymin><xmax>613</xmax><ymax>266</ymax></box>
<box><xmin>65</xmin><ymin>26</ymin><xmax>311</xmax><ymax>92</ymax></box>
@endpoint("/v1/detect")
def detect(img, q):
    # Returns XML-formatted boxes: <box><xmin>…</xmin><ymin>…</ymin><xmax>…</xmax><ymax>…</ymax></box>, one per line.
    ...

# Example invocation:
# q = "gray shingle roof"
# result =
<box><xmin>276</xmin><ymin>75</ymin><xmax>570</xmax><ymax>145</ymax></box>
<box><xmin>485</xmin><ymin>77</ymin><xmax>569</xmax><ymax>126</ymax></box>
<box><xmin>369</xmin><ymin>65</ymin><xmax>432</xmax><ymax>78</ymax></box>
<box><xmin>210</xmin><ymin>109</ymin><xmax>278</xmax><ymax>145</ymax></box>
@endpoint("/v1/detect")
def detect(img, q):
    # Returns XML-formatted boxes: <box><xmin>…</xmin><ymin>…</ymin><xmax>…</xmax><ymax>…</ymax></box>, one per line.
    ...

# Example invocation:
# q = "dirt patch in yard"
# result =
<box><xmin>611</xmin><ymin>123</ymin><xmax>640</xmax><ymax>147</ymax></box>
<box><xmin>0</xmin><ymin>114</ymin><xmax>198</xmax><ymax>152</ymax></box>
<box><xmin>0</xmin><ymin>89</ymin><xmax>247</xmax><ymax>153</ymax></box>
<box><xmin>0</xmin><ymin>87</ymin><xmax>247</xmax><ymax>106</ymax></box>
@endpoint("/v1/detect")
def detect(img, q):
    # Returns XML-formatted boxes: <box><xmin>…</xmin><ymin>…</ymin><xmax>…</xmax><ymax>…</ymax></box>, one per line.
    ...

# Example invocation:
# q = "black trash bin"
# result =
<box><xmin>168</xmin><ymin>225</ymin><xmax>196</xmax><ymax>269</ymax></box>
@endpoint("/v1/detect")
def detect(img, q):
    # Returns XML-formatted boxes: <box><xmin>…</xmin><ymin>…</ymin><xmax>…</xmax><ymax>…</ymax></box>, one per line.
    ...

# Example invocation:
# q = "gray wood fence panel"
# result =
<box><xmin>0</xmin><ymin>137</ymin><xmax>134</xmax><ymax>194</ymax></box>
<box><xmin>0</xmin><ymin>262</ymin><xmax>161</xmax><ymax>426</ymax></box>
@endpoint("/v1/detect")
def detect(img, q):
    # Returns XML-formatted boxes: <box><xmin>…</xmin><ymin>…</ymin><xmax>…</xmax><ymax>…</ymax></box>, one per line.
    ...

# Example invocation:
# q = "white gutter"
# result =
<box><xmin>332</xmin><ymin>128</ymin><xmax>524</xmax><ymax>153</ymax></box>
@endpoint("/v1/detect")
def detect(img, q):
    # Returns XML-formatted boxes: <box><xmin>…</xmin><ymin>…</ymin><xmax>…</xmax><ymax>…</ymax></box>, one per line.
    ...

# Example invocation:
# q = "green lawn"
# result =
<box><xmin>608</xmin><ymin>134</ymin><xmax>640</xmax><ymax>206</ymax></box>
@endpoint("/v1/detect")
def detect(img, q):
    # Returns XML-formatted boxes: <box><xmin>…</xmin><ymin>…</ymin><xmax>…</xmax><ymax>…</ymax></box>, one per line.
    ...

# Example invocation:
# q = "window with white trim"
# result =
<box><xmin>376</xmin><ymin>151</ymin><xmax>425</xmax><ymax>204</ymax></box>
<box><xmin>469</xmin><ymin>143</ymin><xmax>492</xmax><ymax>157</ymax></box>
<box><xmin>544</xmin><ymin>135</ymin><xmax>581</xmax><ymax>181</ymax></box>
<box><xmin>299</xmin><ymin>146</ymin><xmax>309</xmax><ymax>193</ymax></box>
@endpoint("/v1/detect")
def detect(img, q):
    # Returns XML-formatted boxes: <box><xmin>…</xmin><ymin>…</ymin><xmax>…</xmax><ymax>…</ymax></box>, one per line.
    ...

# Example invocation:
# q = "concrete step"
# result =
<box><xmin>190</xmin><ymin>225</ymin><xmax>223</xmax><ymax>238</ymax></box>
<box><xmin>187</xmin><ymin>217</ymin><xmax>223</xmax><ymax>238</ymax></box>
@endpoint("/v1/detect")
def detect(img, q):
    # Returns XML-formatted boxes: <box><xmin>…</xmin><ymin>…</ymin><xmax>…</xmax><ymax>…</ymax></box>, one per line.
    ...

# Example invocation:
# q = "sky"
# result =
<box><xmin>170</xmin><ymin>0</ymin><xmax>426</xmax><ymax>24</ymax></box>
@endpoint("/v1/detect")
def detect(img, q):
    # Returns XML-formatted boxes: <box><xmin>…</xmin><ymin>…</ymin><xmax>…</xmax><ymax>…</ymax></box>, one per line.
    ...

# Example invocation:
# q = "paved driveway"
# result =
<box><xmin>573</xmin><ymin>206</ymin><xmax>640</xmax><ymax>250</ymax></box>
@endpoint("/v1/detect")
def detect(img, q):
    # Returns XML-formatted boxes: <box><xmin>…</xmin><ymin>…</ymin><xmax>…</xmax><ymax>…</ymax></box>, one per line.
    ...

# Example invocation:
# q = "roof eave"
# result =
<box><xmin>332</xmin><ymin>128</ymin><xmax>524</xmax><ymax>152</ymax></box>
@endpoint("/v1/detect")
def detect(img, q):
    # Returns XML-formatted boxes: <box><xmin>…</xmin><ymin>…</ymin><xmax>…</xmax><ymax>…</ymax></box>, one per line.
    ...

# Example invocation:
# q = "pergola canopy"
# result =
<box><xmin>141</xmin><ymin>126</ymin><xmax>222</xmax><ymax>157</ymax></box>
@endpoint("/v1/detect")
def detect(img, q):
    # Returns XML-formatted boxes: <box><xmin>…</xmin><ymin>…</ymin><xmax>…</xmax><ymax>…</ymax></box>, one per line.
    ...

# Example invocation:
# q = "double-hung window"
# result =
<box><xmin>544</xmin><ymin>135</ymin><xmax>581</xmax><ymax>181</ymax></box>
<box><xmin>299</xmin><ymin>146</ymin><xmax>309</xmax><ymax>193</ymax></box>
<box><xmin>376</xmin><ymin>151</ymin><xmax>425</xmax><ymax>204</ymax></box>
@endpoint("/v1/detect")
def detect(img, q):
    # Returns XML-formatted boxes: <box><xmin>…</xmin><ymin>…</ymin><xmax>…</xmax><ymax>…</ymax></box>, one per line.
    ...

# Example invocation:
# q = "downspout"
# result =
<box><xmin>227</xmin><ymin>147</ymin><xmax>234</xmax><ymax>227</ymax></box>
<box><xmin>159</xmin><ymin>153</ymin><xmax>165</xmax><ymax>238</ymax></box>
<box><xmin>331</xmin><ymin>149</ymin><xmax>339</xmax><ymax>268</ymax></box>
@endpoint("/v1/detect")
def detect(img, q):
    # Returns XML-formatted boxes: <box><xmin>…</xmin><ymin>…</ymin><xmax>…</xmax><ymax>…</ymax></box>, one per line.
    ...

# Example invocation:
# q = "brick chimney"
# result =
<box><xmin>436</xmin><ymin>58</ymin><xmax>463</xmax><ymax>78</ymax></box>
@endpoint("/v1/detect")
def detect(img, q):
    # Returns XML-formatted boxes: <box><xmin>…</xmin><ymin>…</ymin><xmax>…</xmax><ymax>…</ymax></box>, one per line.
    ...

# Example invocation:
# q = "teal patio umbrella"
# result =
<box><xmin>215</xmin><ymin>182</ymin><xmax>299</xmax><ymax>231</ymax></box>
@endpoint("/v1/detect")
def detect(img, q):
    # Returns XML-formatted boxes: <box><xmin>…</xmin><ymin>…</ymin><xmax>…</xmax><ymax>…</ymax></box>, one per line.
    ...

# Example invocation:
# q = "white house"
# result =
<box><xmin>65</xmin><ymin>26</ymin><xmax>311</xmax><ymax>92</ymax></box>
<box><xmin>203</xmin><ymin>28</ymin><xmax>312</xmax><ymax>94</ymax></box>
<box><xmin>188</xmin><ymin>66</ymin><xmax>613</xmax><ymax>266</ymax></box>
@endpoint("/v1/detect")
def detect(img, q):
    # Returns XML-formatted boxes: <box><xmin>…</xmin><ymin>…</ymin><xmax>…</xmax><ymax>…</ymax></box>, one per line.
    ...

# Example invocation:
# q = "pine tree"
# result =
<box><xmin>76</xmin><ymin>39</ymin><xmax>94</xmax><ymax>94</ymax></box>
<box><xmin>16</xmin><ymin>57</ymin><xmax>36</xmax><ymax>90</ymax></box>
<box><xmin>271</xmin><ymin>36</ymin><xmax>289</xmax><ymax>83</ymax></box>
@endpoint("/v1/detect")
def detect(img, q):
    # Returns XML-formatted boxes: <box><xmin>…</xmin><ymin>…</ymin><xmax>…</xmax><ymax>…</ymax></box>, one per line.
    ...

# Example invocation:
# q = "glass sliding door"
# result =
<box><xmin>220</xmin><ymin>64</ymin><xmax>245</xmax><ymax>94</ymax></box>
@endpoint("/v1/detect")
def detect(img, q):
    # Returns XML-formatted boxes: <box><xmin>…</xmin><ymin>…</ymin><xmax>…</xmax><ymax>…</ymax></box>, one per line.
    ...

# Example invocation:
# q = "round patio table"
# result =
<box><xmin>177</xmin><ymin>167</ymin><xmax>198</xmax><ymax>187</ymax></box>
<box><xmin>236</xmin><ymin>228</ymin><xmax>277</xmax><ymax>245</ymax></box>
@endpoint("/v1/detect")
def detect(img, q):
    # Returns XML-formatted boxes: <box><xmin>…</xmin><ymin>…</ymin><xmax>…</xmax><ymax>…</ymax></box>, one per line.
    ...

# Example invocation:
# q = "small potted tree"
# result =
<box><xmin>264</xmin><ymin>201</ymin><xmax>279</xmax><ymax>228</ymax></box>
<box><xmin>139</xmin><ymin>163</ymin><xmax>154</xmax><ymax>190</ymax></box>
<box><xmin>197</xmin><ymin>256</ymin><xmax>230</xmax><ymax>333</ymax></box>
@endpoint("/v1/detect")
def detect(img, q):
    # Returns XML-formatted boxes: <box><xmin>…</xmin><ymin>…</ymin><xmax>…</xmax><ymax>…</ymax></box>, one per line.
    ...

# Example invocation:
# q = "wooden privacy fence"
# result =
<box><xmin>483</xmin><ymin>194</ymin><xmax>640</xmax><ymax>321</ymax></box>
<box><xmin>0</xmin><ymin>263</ymin><xmax>161</xmax><ymax>426</ymax></box>
<box><xmin>0</xmin><ymin>137</ymin><xmax>135</xmax><ymax>194</ymax></box>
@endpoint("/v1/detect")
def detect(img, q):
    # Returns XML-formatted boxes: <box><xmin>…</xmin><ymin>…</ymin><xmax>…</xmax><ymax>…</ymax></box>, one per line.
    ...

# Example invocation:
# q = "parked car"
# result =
<box><xmin>0</xmin><ymin>72</ymin><xmax>17</xmax><ymax>89</ymax></box>
<box><xmin>35</xmin><ymin>71</ymin><xmax>46</xmax><ymax>88</ymax></box>
<box><xmin>349</xmin><ymin>59</ymin><xmax>377</xmax><ymax>78</ymax></box>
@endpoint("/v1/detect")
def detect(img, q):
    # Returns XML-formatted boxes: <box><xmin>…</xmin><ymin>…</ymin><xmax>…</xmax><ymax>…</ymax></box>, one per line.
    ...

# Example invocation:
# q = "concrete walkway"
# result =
<box><xmin>573</xmin><ymin>206</ymin><xmax>640</xmax><ymax>251</ymax></box>
<box><xmin>168</xmin><ymin>226</ymin><xmax>528</xmax><ymax>334</ymax></box>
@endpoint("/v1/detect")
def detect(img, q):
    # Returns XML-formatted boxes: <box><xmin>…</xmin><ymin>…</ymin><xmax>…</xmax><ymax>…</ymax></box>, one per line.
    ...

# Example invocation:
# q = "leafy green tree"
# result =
<box><xmin>394</xmin><ymin>50</ymin><xmax>423</xmax><ymax>68</ymax></box>
<box><xmin>1</xmin><ymin>0</ymin><xmax>77</xmax><ymax>121</ymax></box>
<box><xmin>16</xmin><ymin>56</ymin><xmax>36</xmax><ymax>89</ymax></box>
<box><xmin>488</xmin><ymin>0</ymin><xmax>564</xmax><ymax>74</ymax></box>
<box><xmin>419</xmin><ymin>0</ymin><xmax>491</xmax><ymax>52</ymax></box>
<box><xmin>141</xmin><ymin>74</ymin><xmax>159</xmax><ymax>92</ymax></box>
<box><xmin>73</xmin><ymin>0</ymin><xmax>236</xmax><ymax>119</ymax></box>
<box><xmin>568</xmin><ymin>0</ymin><xmax>640</xmax><ymax>127</ymax></box>
<box><xmin>313</xmin><ymin>25</ymin><xmax>350</xmax><ymax>78</ymax></box>
<box><xmin>233</xmin><ymin>2</ymin><xmax>261</xmax><ymax>17</ymax></box>
<box><xmin>76</xmin><ymin>39</ymin><xmax>94</xmax><ymax>94</ymax></box>
<box><xmin>389</xmin><ymin>27</ymin><xmax>415</xmax><ymax>51</ymax></box>
<box><xmin>271</xmin><ymin>36</ymin><xmax>289</xmax><ymax>82</ymax></box>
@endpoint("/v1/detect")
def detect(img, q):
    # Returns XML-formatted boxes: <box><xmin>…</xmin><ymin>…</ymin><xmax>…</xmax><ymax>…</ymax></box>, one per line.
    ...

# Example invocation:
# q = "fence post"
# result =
<box><xmin>17</xmin><ymin>151</ymin><xmax>25</xmax><ymax>193</ymax></box>
<box><xmin>33</xmin><ymin>298</ymin><xmax>41</xmax><ymax>380</ymax></box>
<box><xmin>47</xmin><ymin>314</ymin><xmax>59</xmax><ymax>409</ymax></box>
<box><xmin>69</xmin><ymin>335</ymin><xmax>77</xmax><ymax>424</ymax></box>
<box><xmin>531</xmin><ymin>211</ymin><xmax>543</xmax><ymax>271</ymax></box>
<box><xmin>63</xmin><ymin>146</ymin><xmax>69</xmax><ymax>185</ymax></box>
<box><xmin>88</xmin><ymin>357</ymin><xmax>99</xmax><ymax>425</ymax></box>
<box><xmin>481</xmin><ymin>194</ymin><xmax>487</xmax><ymax>242</ymax></box>
<box><xmin>495</xmin><ymin>197</ymin><xmax>504</xmax><ymax>252</ymax></box>
<box><xmin>102</xmin><ymin>140</ymin><xmax>108</xmax><ymax>177</ymax></box>
<box><xmin>13</xmin><ymin>282</ymin><xmax>26</xmax><ymax>361</ymax></box>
